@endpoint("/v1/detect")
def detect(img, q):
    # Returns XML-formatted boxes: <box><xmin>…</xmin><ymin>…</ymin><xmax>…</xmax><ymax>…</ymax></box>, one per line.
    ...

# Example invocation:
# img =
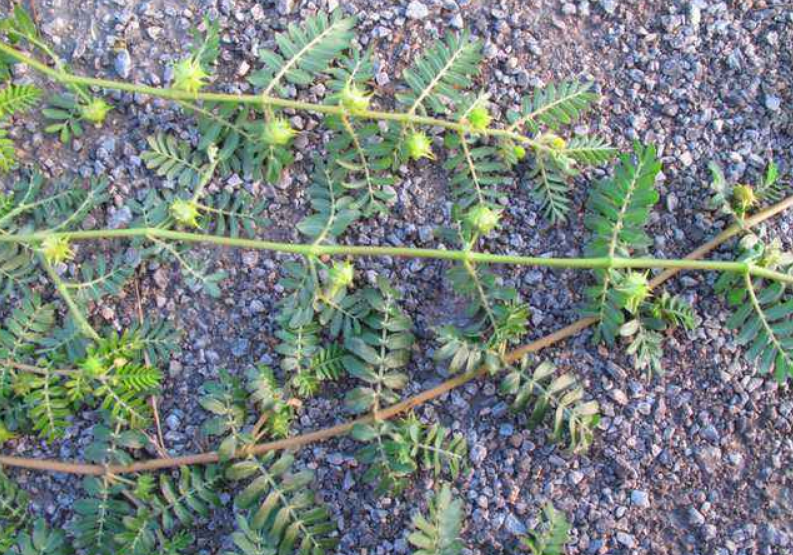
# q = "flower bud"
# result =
<box><xmin>79</xmin><ymin>97</ymin><xmax>112</xmax><ymax>124</ymax></box>
<box><xmin>405</xmin><ymin>131</ymin><xmax>435</xmax><ymax>161</ymax></box>
<box><xmin>616</xmin><ymin>271</ymin><xmax>650</xmax><ymax>314</ymax></box>
<box><xmin>513</xmin><ymin>145</ymin><xmax>527</xmax><ymax>160</ymax></box>
<box><xmin>170</xmin><ymin>198</ymin><xmax>201</xmax><ymax>228</ymax></box>
<box><xmin>40</xmin><ymin>236</ymin><xmax>74</xmax><ymax>265</ymax></box>
<box><xmin>466</xmin><ymin>106</ymin><xmax>492</xmax><ymax>131</ymax></box>
<box><xmin>261</xmin><ymin>117</ymin><xmax>296</xmax><ymax>146</ymax></box>
<box><xmin>172</xmin><ymin>57</ymin><xmax>210</xmax><ymax>93</ymax></box>
<box><xmin>466</xmin><ymin>203</ymin><xmax>502</xmax><ymax>235</ymax></box>
<box><xmin>340</xmin><ymin>83</ymin><xmax>371</xmax><ymax>112</ymax></box>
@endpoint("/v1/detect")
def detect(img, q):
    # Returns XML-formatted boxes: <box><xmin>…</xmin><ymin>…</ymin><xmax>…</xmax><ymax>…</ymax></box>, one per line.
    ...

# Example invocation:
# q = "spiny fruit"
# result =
<box><xmin>466</xmin><ymin>203</ymin><xmax>502</xmax><ymax>235</ymax></box>
<box><xmin>40</xmin><ymin>236</ymin><xmax>74</xmax><ymax>265</ymax></box>
<box><xmin>616</xmin><ymin>271</ymin><xmax>650</xmax><ymax>314</ymax></box>
<box><xmin>262</xmin><ymin>117</ymin><xmax>297</xmax><ymax>146</ymax></box>
<box><xmin>340</xmin><ymin>82</ymin><xmax>371</xmax><ymax>112</ymax></box>
<box><xmin>325</xmin><ymin>260</ymin><xmax>355</xmax><ymax>298</ymax></box>
<box><xmin>172</xmin><ymin>57</ymin><xmax>210</xmax><ymax>93</ymax></box>
<box><xmin>170</xmin><ymin>198</ymin><xmax>201</xmax><ymax>228</ymax></box>
<box><xmin>405</xmin><ymin>131</ymin><xmax>435</xmax><ymax>161</ymax></box>
<box><xmin>466</xmin><ymin>105</ymin><xmax>492</xmax><ymax>131</ymax></box>
<box><xmin>732</xmin><ymin>184</ymin><xmax>756</xmax><ymax>213</ymax></box>
<box><xmin>79</xmin><ymin>97</ymin><xmax>112</xmax><ymax>124</ymax></box>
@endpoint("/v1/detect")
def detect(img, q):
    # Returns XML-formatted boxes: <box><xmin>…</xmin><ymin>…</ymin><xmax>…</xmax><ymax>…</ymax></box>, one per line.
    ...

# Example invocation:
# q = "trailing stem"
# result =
<box><xmin>1</xmin><ymin>193</ymin><xmax>790</xmax><ymax>476</ymax></box>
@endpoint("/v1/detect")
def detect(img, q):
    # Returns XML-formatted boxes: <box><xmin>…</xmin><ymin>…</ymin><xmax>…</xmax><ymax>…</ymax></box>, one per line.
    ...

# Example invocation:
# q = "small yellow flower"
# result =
<box><xmin>261</xmin><ymin>117</ymin><xmax>296</xmax><ymax>146</ymax></box>
<box><xmin>513</xmin><ymin>145</ymin><xmax>527</xmax><ymax>160</ymax></box>
<box><xmin>79</xmin><ymin>97</ymin><xmax>112</xmax><ymax>124</ymax></box>
<box><xmin>172</xmin><ymin>57</ymin><xmax>210</xmax><ymax>93</ymax></box>
<box><xmin>405</xmin><ymin>131</ymin><xmax>435</xmax><ymax>161</ymax></box>
<box><xmin>170</xmin><ymin>198</ymin><xmax>201</xmax><ymax>228</ymax></box>
<box><xmin>466</xmin><ymin>204</ymin><xmax>502</xmax><ymax>235</ymax></box>
<box><xmin>466</xmin><ymin>106</ymin><xmax>492</xmax><ymax>131</ymax></box>
<box><xmin>40</xmin><ymin>236</ymin><xmax>74</xmax><ymax>265</ymax></box>
<box><xmin>340</xmin><ymin>82</ymin><xmax>371</xmax><ymax>112</ymax></box>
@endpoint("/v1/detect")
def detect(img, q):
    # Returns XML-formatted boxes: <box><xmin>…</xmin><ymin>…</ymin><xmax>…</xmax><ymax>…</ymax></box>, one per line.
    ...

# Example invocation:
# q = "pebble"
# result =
<box><xmin>114</xmin><ymin>49</ymin><xmax>132</xmax><ymax>78</ymax></box>
<box><xmin>616</xmin><ymin>532</ymin><xmax>636</xmax><ymax>548</ymax></box>
<box><xmin>610</xmin><ymin>389</ymin><xmax>629</xmax><ymax>406</ymax></box>
<box><xmin>631</xmin><ymin>490</ymin><xmax>650</xmax><ymax>508</ymax></box>
<box><xmin>406</xmin><ymin>1</ymin><xmax>429</xmax><ymax>20</ymax></box>
<box><xmin>276</xmin><ymin>0</ymin><xmax>294</xmax><ymax>14</ymax></box>
<box><xmin>600</xmin><ymin>0</ymin><xmax>617</xmax><ymax>14</ymax></box>
<box><xmin>765</xmin><ymin>95</ymin><xmax>781</xmax><ymax>112</ymax></box>
<box><xmin>470</xmin><ymin>443</ymin><xmax>487</xmax><ymax>464</ymax></box>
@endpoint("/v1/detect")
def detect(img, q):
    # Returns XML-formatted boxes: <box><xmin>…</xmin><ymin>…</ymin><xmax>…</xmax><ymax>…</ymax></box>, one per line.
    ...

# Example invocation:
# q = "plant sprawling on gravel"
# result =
<box><xmin>0</xmin><ymin>7</ymin><xmax>791</xmax><ymax>554</ymax></box>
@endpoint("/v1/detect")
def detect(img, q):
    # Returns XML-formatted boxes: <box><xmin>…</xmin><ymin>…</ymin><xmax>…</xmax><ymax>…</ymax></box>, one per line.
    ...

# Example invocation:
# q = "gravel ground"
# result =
<box><xmin>2</xmin><ymin>0</ymin><xmax>793</xmax><ymax>554</ymax></box>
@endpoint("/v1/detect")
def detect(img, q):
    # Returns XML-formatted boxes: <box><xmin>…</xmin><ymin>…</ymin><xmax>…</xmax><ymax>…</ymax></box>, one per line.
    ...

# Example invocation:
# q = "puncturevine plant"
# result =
<box><xmin>0</xmin><ymin>6</ymin><xmax>791</xmax><ymax>555</ymax></box>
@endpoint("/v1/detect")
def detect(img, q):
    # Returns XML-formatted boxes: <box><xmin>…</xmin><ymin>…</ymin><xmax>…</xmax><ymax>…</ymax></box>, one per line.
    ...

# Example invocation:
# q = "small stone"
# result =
<box><xmin>470</xmin><ymin>443</ymin><xmax>487</xmax><ymax>464</ymax></box>
<box><xmin>600</xmin><ymin>0</ymin><xmax>617</xmax><ymax>15</ymax></box>
<box><xmin>562</xmin><ymin>3</ymin><xmax>576</xmax><ymax>15</ymax></box>
<box><xmin>631</xmin><ymin>490</ymin><xmax>650</xmax><ymax>508</ymax></box>
<box><xmin>146</xmin><ymin>26</ymin><xmax>163</xmax><ymax>40</ymax></box>
<box><xmin>689</xmin><ymin>507</ymin><xmax>706</xmax><ymax>526</ymax></box>
<box><xmin>276</xmin><ymin>0</ymin><xmax>294</xmax><ymax>15</ymax></box>
<box><xmin>610</xmin><ymin>389</ymin><xmax>629</xmax><ymax>406</ymax></box>
<box><xmin>505</xmin><ymin>513</ymin><xmax>527</xmax><ymax>535</ymax></box>
<box><xmin>616</xmin><ymin>532</ymin><xmax>635</xmax><ymax>548</ymax></box>
<box><xmin>250</xmin><ymin>3</ymin><xmax>264</xmax><ymax>20</ymax></box>
<box><xmin>108</xmin><ymin>206</ymin><xmax>132</xmax><ymax>229</ymax></box>
<box><xmin>450</xmin><ymin>14</ymin><xmax>464</xmax><ymax>29</ymax></box>
<box><xmin>568</xmin><ymin>470</ymin><xmax>584</xmax><ymax>485</ymax></box>
<box><xmin>166</xmin><ymin>414</ymin><xmax>180</xmax><ymax>431</ymax></box>
<box><xmin>680</xmin><ymin>151</ymin><xmax>694</xmax><ymax>167</ymax></box>
<box><xmin>765</xmin><ymin>95</ymin><xmax>781</xmax><ymax>112</ymax></box>
<box><xmin>250</xmin><ymin>300</ymin><xmax>265</xmax><ymax>313</ymax></box>
<box><xmin>499</xmin><ymin>423</ymin><xmax>514</xmax><ymax>436</ymax></box>
<box><xmin>231</xmin><ymin>338</ymin><xmax>250</xmax><ymax>357</ymax></box>
<box><xmin>114</xmin><ymin>49</ymin><xmax>132</xmax><ymax>78</ymax></box>
<box><xmin>406</xmin><ymin>1</ymin><xmax>429</xmax><ymax>19</ymax></box>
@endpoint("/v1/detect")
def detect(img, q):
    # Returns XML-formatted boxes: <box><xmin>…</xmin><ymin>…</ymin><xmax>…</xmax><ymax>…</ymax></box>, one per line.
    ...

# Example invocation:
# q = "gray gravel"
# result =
<box><xmin>1</xmin><ymin>0</ymin><xmax>793</xmax><ymax>554</ymax></box>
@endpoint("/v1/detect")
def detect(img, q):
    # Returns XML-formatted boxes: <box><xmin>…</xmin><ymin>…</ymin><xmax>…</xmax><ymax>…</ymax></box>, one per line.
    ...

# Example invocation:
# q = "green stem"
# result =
<box><xmin>4</xmin><ymin>228</ymin><xmax>791</xmax><ymax>284</ymax></box>
<box><xmin>39</xmin><ymin>256</ymin><xmax>101</xmax><ymax>341</ymax></box>
<box><xmin>0</xmin><ymin>42</ymin><xmax>549</xmax><ymax>152</ymax></box>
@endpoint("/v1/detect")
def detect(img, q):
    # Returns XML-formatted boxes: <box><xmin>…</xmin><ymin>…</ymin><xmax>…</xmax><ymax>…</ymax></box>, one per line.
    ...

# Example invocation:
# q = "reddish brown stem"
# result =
<box><xmin>1</xmin><ymin>195</ymin><xmax>791</xmax><ymax>476</ymax></box>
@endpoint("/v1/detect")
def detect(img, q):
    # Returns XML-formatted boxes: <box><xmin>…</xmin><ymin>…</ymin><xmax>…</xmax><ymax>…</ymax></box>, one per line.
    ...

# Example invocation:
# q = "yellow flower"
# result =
<box><xmin>261</xmin><ymin>117</ymin><xmax>296</xmax><ymax>146</ymax></box>
<box><xmin>79</xmin><ymin>97</ymin><xmax>112</xmax><ymax>124</ymax></box>
<box><xmin>340</xmin><ymin>83</ymin><xmax>371</xmax><ymax>112</ymax></box>
<box><xmin>405</xmin><ymin>131</ymin><xmax>435</xmax><ymax>161</ymax></box>
<box><xmin>172</xmin><ymin>57</ymin><xmax>210</xmax><ymax>93</ymax></box>
<box><xmin>40</xmin><ymin>236</ymin><xmax>74</xmax><ymax>265</ymax></box>
<box><xmin>466</xmin><ymin>203</ymin><xmax>502</xmax><ymax>235</ymax></box>
<box><xmin>513</xmin><ymin>145</ymin><xmax>527</xmax><ymax>160</ymax></box>
<box><xmin>170</xmin><ymin>198</ymin><xmax>201</xmax><ymax>228</ymax></box>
